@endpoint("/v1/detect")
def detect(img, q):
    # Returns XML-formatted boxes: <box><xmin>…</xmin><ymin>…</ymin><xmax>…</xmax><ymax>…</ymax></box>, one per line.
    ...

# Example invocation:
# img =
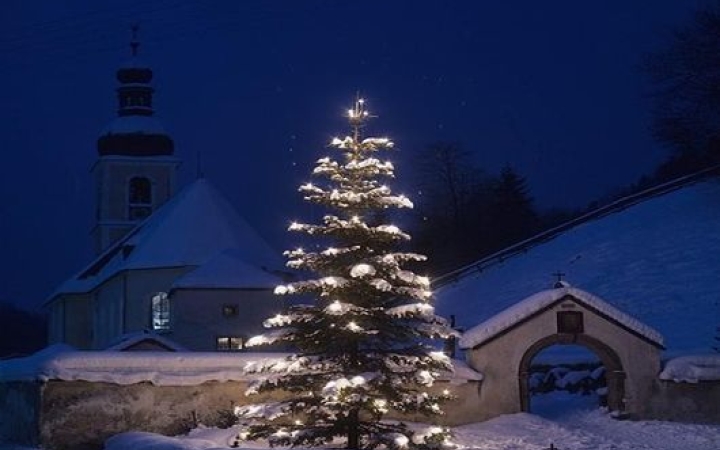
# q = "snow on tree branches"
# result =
<box><xmin>235</xmin><ymin>98</ymin><xmax>458</xmax><ymax>449</ymax></box>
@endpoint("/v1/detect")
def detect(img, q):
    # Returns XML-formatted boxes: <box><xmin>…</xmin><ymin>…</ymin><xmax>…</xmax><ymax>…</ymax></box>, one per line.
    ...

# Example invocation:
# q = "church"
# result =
<box><xmin>46</xmin><ymin>38</ymin><xmax>285</xmax><ymax>352</ymax></box>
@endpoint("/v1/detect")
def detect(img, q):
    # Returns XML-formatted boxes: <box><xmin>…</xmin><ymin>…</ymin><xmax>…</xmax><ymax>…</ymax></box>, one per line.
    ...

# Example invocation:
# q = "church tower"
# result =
<box><xmin>92</xmin><ymin>28</ymin><xmax>180</xmax><ymax>255</ymax></box>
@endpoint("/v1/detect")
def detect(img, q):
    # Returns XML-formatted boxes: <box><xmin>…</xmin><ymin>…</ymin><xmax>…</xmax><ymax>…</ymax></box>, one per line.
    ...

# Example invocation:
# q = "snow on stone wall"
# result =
<box><xmin>660</xmin><ymin>354</ymin><xmax>720</xmax><ymax>383</ymax></box>
<box><xmin>0</xmin><ymin>346</ymin><xmax>481</xmax><ymax>386</ymax></box>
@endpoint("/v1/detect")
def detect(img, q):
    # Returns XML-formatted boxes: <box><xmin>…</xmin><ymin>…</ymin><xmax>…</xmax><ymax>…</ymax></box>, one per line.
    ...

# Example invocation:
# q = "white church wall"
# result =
<box><xmin>169</xmin><ymin>288</ymin><xmax>284</xmax><ymax>351</ymax></box>
<box><xmin>122</xmin><ymin>267</ymin><xmax>193</xmax><ymax>335</ymax></box>
<box><xmin>93</xmin><ymin>276</ymin><xmax>125</xmax><ymax>349</ymax></box>
<box><xmin>48</xmin><ymin>294</ymin><xmax>93</xmax><ymax>349</ymax></box>
<box><xmin>48</xmin><ymin>301</ymin><xmax>64</xmax><ymax>345</ymax></box>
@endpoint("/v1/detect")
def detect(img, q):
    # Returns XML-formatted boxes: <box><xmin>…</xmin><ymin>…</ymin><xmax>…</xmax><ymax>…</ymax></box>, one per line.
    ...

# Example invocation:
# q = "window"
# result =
<box><xmin>151</xmin><ymin>292</ymin><xmax>171</xmax><ymax>332</ymax></box>
<box><xmin>557</xmin><ymin>311</ymin><xmax>584</xmax><ymax>334</ymax></box>
<box><xmin>222</xmin><ymin>304</ymin><xmax>239</xmax><ymax>317</ymax></box>
<box><xmin>128</xmin><ymin>177</ymin><xmax>152</xmax><ymax>220</ymax></box>
<box><xmin>216</xmin><ymin>336</ymin><xmax>244</xmax><ymax>351</ymax></box>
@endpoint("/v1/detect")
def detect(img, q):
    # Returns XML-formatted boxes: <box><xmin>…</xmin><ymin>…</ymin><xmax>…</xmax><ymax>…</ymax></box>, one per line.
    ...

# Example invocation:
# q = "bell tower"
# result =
<box><xmin>91</xmin><ymin>27</ymin><xmax>180</xmax><ymax>254</ymax></box>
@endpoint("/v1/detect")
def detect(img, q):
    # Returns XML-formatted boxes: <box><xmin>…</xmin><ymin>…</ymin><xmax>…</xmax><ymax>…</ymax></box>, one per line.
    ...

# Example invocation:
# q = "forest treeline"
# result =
<box><xmin>411</xmin><ymin>2</ymin><xmax>720</xmax><ymax>276</ymax></box>
<box><xmin>0</xmin><ymin>301</ymin><xmax>47</xmax><ymax>358</ymax></box>
<box><xmin>409</xmin><ymin>139</ymin><xmax>720</xmax><ymax>277</ymax></box>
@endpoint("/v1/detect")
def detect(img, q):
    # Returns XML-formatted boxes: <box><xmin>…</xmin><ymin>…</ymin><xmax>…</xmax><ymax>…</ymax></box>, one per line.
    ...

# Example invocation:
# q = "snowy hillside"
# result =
<box><xmin>435</xmin><ymin>175</ymin><xmax>720</xmax><ymax>354</ymax></box>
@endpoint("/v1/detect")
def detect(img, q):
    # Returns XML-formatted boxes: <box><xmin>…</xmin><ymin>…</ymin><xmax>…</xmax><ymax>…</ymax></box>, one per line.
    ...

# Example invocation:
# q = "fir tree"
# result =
<box><xmin>487</xmin><ymin>164</ymin><xmax>539</xmax><ymax>248</ymax></box>
<box><xmin>236</xmin><ymin>98</ymin><xmax>457</xmax><ymax>450</ymax></box>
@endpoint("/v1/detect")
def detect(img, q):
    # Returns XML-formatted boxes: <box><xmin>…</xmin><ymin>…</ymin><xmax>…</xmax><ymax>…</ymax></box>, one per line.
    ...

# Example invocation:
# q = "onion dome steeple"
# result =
<box><xmin>97</xmin><ymin>26</ymin><xmax>174</xmax><ymax>156</ymax></box>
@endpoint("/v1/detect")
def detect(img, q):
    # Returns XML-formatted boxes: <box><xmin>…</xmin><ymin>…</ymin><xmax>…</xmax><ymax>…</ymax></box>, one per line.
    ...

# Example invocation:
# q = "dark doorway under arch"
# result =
<box><xmin>518</xmin><ymin>334</ymin><xmax>626</xmax><ymax>413</ymax></box>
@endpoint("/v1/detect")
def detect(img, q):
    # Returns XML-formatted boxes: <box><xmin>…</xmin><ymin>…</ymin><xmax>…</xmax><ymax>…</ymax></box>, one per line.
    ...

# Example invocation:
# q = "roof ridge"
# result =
<box><xmin>459</xmin><ymin>286</ymin><xmax>665</xmax><ymax>350</ymax></box>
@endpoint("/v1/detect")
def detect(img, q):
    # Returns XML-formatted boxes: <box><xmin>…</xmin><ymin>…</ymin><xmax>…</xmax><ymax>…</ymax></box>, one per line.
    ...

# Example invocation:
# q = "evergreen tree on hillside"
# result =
<box><xmin>0</xmin><ymin>301</ymin><xmax>47</xmax><ymax>358</ymax></box>
<box><xmin>413</xmin><ymin>142</ymin><xmax>490</xmax><ymax>273</ymax></box>
<box><xmin>645</xmin><ymin>3</ymin><xmax>720</xmax><ymax>177</ymax></box>
<box><xmin>236</xmin><ymin>98</ymin><xmax>457</xmax><ymax>450</ymax></box>
<box><xmin>487</xmin><ymin>164</ymin><xmax>539</xmax><ymax>249</ymax></box>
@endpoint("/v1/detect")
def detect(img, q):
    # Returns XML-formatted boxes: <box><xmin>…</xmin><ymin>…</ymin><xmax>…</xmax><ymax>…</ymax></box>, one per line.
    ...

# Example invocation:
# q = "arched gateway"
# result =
<box><xmin>518</xmin><ymin>333</ymin><xmax>625</xmax><ymax>412</ymax></box>
<box><xmin>459</xmin><ymin>286</ymin><xmax>664</xmax><ymax>421</ymax></box>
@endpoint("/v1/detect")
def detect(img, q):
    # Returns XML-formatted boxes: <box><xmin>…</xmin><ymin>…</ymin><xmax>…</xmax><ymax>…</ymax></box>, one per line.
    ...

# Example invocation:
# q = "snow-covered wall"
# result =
<box><xmin>0</xmin><ymin>349</ymin><xmax>484</xmax><ymax>449</ymax></box>
<box><xmin>39</xmin><ymin>379</ymin><xmax>259</xmax><ymax>450</ymax></box>
<box><xmin>659</xmin><ymin>355</ymin><xmax>720</xmax><ymax>384</ymax></box>
<box><xmin>4</xmin><ymin>378</ymin><xmax>485</xmax><ymax>450</ymax></box>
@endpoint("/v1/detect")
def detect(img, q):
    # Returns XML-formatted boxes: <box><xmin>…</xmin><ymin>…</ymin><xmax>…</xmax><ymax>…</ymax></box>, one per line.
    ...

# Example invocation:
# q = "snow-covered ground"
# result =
<box><xmin>96</xmin><ymin>409</ymin><xmax>720</xmax><ymax>450</ymax></box>
<box><xmin>8</xmin><ymin>395</ymin><xmax>706</xmax><ymax>450</ymax></box>
<box><xmin>3</xmin><ymin>396</ymin><xmax>720</xmax><ymax>450</ymax></box>
<box><xmin>452</xmin><ymin>408</ymin><xmax>720</xmax><ymax>449</ymax></box>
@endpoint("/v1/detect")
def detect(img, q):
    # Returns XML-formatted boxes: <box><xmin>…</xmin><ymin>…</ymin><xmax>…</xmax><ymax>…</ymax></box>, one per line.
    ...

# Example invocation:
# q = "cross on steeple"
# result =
<box><xmin>552</xmin><ymin>271</ymin><xmax>566</xmax><ymax>288</ymax></box>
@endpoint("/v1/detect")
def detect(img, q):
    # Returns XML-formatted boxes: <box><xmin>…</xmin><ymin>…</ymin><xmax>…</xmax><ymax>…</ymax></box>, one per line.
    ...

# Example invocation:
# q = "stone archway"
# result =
<box><xmin>461</xmin><ymin>287</ymin><xmax>663</xmax><ymax>421</ymax></box>
<box><xmin>518</xmin><ymin>333</ymin><xmax>626</xmax><ymax>413</ymax></box>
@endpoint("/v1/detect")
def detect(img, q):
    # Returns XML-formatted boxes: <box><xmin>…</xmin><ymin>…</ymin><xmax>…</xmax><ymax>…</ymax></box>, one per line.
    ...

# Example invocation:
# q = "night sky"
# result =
<box><xmin>0</xmin><ymin>1</ymin><xmax>709</xmax><ymax>310</ymax></box>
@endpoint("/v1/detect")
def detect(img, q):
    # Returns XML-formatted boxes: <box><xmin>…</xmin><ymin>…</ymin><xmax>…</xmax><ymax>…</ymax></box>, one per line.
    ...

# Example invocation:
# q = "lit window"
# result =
<box><xmin>151</xmin><ymin>292</ymin><xmax>170</xmax><ymax>332</ymax></box>
<box><xmin>222</xmin><ymin>304</ymin><xmax>239</xmax><ymax>317</ymax></box>
<box><xmin>216</xmin><ymin>336</ymin><xmax>244</xmax><ymax>351</ymax></box>
<box><xmin>128</xmin><ymin>177</ymin><xmax>152</xmax><ymax>220</ymax></box>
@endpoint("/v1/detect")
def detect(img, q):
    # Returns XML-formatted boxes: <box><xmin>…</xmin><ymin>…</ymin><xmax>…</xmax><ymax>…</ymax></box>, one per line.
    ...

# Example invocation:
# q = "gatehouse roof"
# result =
<box><xmin>459</xmin><ymin>286</ymin><xmax>664</xmax><ymax>350</ymax></box>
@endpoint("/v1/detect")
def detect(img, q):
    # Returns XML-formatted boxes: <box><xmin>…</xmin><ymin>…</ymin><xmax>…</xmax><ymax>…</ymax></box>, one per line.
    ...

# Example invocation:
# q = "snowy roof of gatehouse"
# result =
<box><xmin>49</xmin><ymin>179</ymin><xmax>283</xmax><ymax>300</ymax></box>
<box><xmin>459</xmin><ymin>286</ymin><xmax>664</xmax><ymax>350</ymax></box>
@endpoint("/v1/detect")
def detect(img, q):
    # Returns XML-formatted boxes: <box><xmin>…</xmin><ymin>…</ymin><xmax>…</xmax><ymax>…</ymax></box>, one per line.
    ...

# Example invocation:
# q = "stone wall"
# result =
<box><xmin>39</xmin><ymin>380</ymin><xmax>257</xmax><ymax>450</ymax></box>
<box><xmin>3</xmin><ymin>375</ymin><xmax>720</xmax><ymax>450</ymax></box>
<box><xmin>1</xmin><ymin>378</ymin><xmax>483</xmax><ymax>450</ymax></box>
<box><xmin>0</xmin><ymin>381</ymin><xmax>41</xmax><ymax>447</ymax></box>
<box><xmin>646</xmin><ymin>380</ymin><xmax>720</xmax><ymax>423</ymax></box>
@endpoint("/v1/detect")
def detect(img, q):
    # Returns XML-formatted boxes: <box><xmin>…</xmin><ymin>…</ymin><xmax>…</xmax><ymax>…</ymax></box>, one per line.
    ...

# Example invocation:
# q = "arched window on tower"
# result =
<box><xmin>151</xmin><ymin>292</ymin><xmax>171</xmax><ymax>332</ymax></box>
<box><xmin>128</xmin><ymin>176</ymin><xmax>152</xmax><ymax>220</ymax></box>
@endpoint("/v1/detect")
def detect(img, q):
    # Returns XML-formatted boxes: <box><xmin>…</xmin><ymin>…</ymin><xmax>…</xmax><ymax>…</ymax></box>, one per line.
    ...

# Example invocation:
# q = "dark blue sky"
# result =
<box><xmin>0</xmin><ymin>1</ymin><xmax>708</xmax><ymax>309</ymax></box>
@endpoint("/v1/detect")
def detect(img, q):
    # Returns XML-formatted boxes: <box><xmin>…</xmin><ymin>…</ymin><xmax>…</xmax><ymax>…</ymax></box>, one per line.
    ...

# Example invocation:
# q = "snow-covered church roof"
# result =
<box><xmin>171</xmin><ymin>248</ymin><xmax>281</xmax><ymax>290</ymax></box>
<box><xmin>50</xmin><ymin>179</ymin><xmax>282</xmax><ymax>299</ymax></box>
<box><xmin>459</xmin><ymin>286</ymin><xmax>664</xmax><ymax>350</ymax></box>
<box><xmin>436</xmin><ymin>170</ymin><xmax>720</xmax><ymax>354</ymax></box>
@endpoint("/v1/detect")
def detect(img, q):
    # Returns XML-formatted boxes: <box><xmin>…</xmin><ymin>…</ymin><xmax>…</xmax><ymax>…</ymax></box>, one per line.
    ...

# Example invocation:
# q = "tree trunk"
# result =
<box><xmin>347</xmin><ymin>407</ymin><xmax>360</xmax><ymax>449</ymax></box>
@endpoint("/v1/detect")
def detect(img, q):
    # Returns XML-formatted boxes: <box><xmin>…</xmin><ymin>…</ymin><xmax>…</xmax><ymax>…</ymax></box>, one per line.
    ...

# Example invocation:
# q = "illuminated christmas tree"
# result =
<box><xmin>237</xmin><ymin>98</ymin><xmax>457</xmax><ymax>450</ymax></box>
